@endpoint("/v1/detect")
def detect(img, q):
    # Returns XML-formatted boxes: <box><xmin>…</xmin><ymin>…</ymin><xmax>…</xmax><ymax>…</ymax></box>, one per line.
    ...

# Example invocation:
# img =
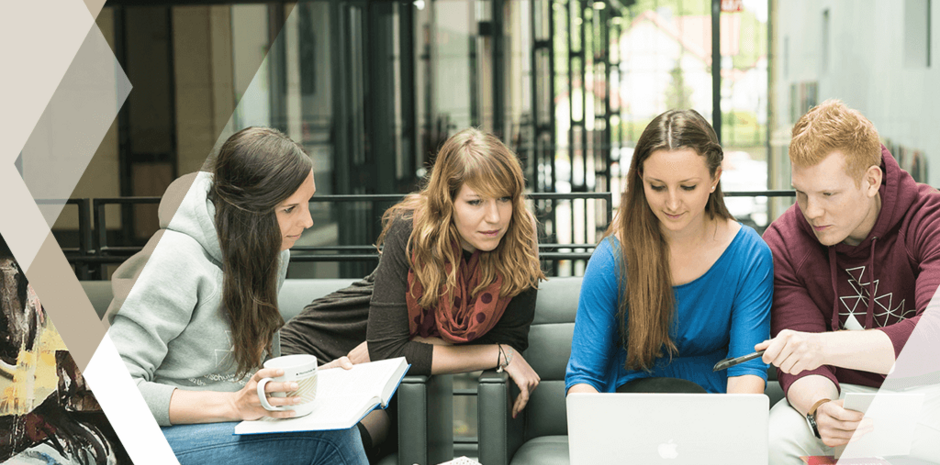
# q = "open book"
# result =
<box><xmin>235</xmin><ymin>357</ymin><xmax>410</xmax><ymax>434</ymax></box>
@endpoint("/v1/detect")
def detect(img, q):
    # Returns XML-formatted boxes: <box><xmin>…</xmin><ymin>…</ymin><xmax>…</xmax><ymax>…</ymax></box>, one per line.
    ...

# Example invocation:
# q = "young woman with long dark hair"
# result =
<box><xmin>108</xmin><ymin>127</ymin><xmax>368</xmax><ymax>464</ymax></box>
<box><xmin>566</xmin><ymin>110</ymin><xmax>773</xmax><ymax>395</ymax></box>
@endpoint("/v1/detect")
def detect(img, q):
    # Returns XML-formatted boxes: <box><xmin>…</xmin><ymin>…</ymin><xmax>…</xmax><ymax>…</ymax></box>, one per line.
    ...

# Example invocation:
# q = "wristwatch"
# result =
<box><xmin>805</xmin><ymin>398</ymin><xmax>831</xmax><ymax>439</ymax></box>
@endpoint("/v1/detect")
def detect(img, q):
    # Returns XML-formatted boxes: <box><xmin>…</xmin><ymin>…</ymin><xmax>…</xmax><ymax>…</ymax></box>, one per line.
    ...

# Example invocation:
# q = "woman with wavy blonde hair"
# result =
<box><xmin>281</xmin><ymin>128</ymin><xmax>545</xmax><ymax>457</ymax></box>
<box><xmin>379</xmin><ymin>127</ymin><xmax>543</xmax><ymax>315</ymax></box>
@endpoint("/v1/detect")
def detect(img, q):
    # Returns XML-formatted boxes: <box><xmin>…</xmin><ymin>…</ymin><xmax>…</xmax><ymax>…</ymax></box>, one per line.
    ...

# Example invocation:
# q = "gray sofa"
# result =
<box><xmin>477</xmin><ymin>277</ymin><xmax>785</xmax><ymax>465</ymax></box>
<box><xmin>84</xmin><ymin>276</ymin><xmax>785</xmax><ymax>465</ymax></box>
<box><xmin>81</xmin><ymin>279</ymin><xmax>452</xmax><ymax>465</ymax></box>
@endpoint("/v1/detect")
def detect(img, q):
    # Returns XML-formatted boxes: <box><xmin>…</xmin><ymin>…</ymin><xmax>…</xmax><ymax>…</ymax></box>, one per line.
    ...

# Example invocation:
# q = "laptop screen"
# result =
<box><xmin>566</xmin><ymin>393</ymin><xmax>768</xmax><ymax>465</ymax></box>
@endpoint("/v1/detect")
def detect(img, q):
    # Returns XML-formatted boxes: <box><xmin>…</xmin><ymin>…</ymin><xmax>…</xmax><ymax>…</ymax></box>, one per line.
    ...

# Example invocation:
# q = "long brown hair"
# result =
<box><xmin>377</xmin><ymin>128</ymin><xmax>544</xmax><ymax>307</ymax></box>
<box><xmin>609</xmin><ymin>110</ymin><xmax>732</xmax><ymax>371</ymax></box>
<box><xmin>209</xmin><ymin>127</ymin><xmax>312</xmax><ymax>377</ymax></box>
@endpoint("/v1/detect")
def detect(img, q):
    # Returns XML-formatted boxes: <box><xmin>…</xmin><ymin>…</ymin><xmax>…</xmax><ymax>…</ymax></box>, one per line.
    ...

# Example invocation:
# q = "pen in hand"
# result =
<box><xmin>712</xmin><ymin>350</ymin><xmax>766</xmax><ymax>372</ymax></box>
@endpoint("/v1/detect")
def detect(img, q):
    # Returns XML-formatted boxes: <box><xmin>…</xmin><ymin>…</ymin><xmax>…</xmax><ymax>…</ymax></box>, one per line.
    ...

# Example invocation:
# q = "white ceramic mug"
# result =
<box><xmin>256</xmin><ymin>354</ymin><xmax>318</xmax><ymax>417</ymax></box>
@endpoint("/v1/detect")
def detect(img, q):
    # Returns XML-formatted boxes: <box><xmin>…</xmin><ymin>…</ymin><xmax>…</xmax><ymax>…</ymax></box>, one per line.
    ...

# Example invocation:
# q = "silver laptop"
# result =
<box><xmin>566</xmin><ymin>393</ymin><xmax>768</xmax><ymax>465</ymax></box>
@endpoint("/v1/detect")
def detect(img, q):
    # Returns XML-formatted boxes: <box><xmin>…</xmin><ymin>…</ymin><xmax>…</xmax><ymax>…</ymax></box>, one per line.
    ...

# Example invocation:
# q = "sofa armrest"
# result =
<box><xmin>397</xmin><ymin>374</ymin><xmax>453</xmax><ymax>465</ymax></box>
<box><xmin>477</xmin><ymin>369</ymin><xmax>526</xmax><ymax>465</ymax></box>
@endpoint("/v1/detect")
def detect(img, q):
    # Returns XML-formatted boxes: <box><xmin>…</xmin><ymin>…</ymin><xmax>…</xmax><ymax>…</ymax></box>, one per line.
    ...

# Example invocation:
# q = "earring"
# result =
<box><xmin>710</xmin><ymin>185</ymin><xmax>716</xmax><ymax>192</ymax></box>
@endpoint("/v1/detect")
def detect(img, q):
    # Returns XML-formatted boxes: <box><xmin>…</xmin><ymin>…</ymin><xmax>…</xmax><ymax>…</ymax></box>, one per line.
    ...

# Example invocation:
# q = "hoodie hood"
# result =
<box><xmin>860</xmin><ymin>146</ymin><xmax>920</xmax><ymax>245</ymax></box>
<box><xmin>163</xmin><ymin>171</ymin><xmax>223</xmax><ymax>266</ymax></box>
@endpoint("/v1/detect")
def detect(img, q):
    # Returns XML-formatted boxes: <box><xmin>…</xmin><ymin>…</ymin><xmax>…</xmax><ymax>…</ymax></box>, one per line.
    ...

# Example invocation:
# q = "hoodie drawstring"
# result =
<box><xmin>829</xmin><ymin>247</ymin><xmax>840</xmax><ymax>330</ymax></box>
<box><xmin>865</xmin><ymin>238</ymin><xmax>878</xmax><ymax>328</ymax></box>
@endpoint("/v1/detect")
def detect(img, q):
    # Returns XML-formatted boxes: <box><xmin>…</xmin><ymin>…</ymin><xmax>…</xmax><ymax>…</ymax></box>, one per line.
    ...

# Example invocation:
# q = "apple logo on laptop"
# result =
<box><xmin>658</xmin><ymin>439</ymin><xmax>678</xmax><ymax>459</ymax></box>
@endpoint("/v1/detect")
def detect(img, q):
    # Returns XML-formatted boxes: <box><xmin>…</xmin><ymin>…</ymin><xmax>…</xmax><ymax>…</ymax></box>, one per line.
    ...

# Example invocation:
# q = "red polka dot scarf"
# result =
<box><xmin>406</xmin><ymin>249</ymin><xmax>510</xmax><ymax>343</ymax></box>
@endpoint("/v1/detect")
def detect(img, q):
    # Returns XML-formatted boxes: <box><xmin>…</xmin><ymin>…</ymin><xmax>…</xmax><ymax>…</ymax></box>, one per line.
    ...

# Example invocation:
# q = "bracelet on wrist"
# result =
<box><xmin>497</xmin><ymin>344</ymin><xmax>514</xmax><ymax>373</ymax></box>
<box><xmin>504</xmin><ymin>346</ymin><xmax>515</xmax><ymax>368</ymax></box>
<box><xmin>496</xmin><ymin>344</ymin><xmax>505</xmax><ymax>372</ymax></box>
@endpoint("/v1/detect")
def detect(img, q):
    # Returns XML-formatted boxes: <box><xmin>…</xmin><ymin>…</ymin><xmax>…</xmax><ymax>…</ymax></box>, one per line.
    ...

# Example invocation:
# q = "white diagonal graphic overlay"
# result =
<box><xmin>20</xmin><ymin>24</ymin><xmax>131</xmax><ymax>227</ymax></box>
<box><xmin>85</xmin><ymin>333</ymin><xmax>180</xmax><ymax>465</ymax></box>
<box><xmin>843</xmin><ymin>284</ymin><xmax>940</xmax><ymax>460</ymax></box>
<box><xmin>0</xmin><ymin>0</ymin><xmax>94</xmax><ymax>165</ymax></box>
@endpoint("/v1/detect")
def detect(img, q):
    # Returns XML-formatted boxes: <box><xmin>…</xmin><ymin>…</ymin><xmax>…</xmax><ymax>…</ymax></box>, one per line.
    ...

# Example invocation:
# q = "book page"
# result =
<box><xmin>317</xmin><ymin>360</ymin><xmax>398</xmax><ymax>397</ymax></box>
<box><xmin>236</xmin><ymin>392</ymin><xmax>373</xmax><ymax>434</ymax></box>
<box><xmin>380</xmin><ymin>359</ymin><xmax>409</xmax><ymax>406</ymax></box>
<box><xmin>234</xmin><ymin>357</ymin><xmax>408</xmax><ymax>434</ymax></box>
<box><xmin>317</xmin><ymin>358</ymin><xmax>401</xmax><ymax>401</ymax></box>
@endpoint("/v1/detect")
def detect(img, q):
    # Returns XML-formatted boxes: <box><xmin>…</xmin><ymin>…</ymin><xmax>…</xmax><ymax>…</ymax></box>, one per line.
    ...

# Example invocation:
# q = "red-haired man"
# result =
<box><xmin>757</xmin><ymin>100</ymin><xmax>940</xmax><ymax>463</ymax></box>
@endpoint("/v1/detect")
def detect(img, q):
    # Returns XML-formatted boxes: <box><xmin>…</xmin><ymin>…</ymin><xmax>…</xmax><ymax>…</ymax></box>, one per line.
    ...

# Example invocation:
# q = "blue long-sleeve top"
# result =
<box><xmin>565</xmin><ymin>225</ymin><xmax>773</xmax><ymax>394</ymax></box>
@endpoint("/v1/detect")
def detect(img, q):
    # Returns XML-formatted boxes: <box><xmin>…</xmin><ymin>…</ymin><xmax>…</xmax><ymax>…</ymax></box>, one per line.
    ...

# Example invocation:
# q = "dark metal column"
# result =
<box><xmin>368</xmin><ymin>1</ymin><xmax>397</xmax><ymax>197</ymax></box>
<box><xmin>711</xmin><ymin>0</ymin><xmax>721</xmax><ymax>142</ymax></box>
<box><xmin>268</xmin><ymin>3</ymin><xmax>288</xmax><ymax>132</ymax></box>
<box><xmin>399</xmin><ymin>2</ymin><xmax>418</xmax><ymax>191</ymax></box>
<box><xmin>492</xmin><ymin>0</ymin><xmax>505</xmax><ymax>138</ymax></box>
<box><xmin>469</xmin><ymin>2</ymin><xmax>479</xmax><ymax>128</ymax></box>
<box><xmin>531</xmin><ymin>0</ymin><xmax>556</xmax><ymax>193</ymax></box>
<box><xmin>595</xmin><ymin>4</ymin><xmax>611</xmax><ymax>195</ymax></box>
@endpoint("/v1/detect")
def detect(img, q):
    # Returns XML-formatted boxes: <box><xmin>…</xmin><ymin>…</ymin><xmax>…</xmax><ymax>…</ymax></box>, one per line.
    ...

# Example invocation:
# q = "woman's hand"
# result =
<box><xmin>320</xmin><ymin>355</ymin><xmax>356</xmax><ymax>370</ymax></box>
<box><xmin>347</xmin><ymin>341</ymin><xmax>372</xmax><ymax>364</ymax></box>
<box><xmin>320</xmin><ymin>341</ymin><xmax>371</xmax><ymax>369</ymax></box>
<box><xmin>503</xmin><ymin>350</ymin><xmax>540</xmax><ymax>419</ymax></box>
<box><xmin>229</xmin><ymin>367</ymin><xmax>301</xmax><ymax>421</ymax></box>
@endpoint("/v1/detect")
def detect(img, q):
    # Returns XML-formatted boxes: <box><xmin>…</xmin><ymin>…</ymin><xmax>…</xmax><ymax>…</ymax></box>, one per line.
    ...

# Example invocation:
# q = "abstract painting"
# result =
<box><xmin>1</xmin><ymin>244</ymin><xmax>131</xmax><ymax>464</ymax></box>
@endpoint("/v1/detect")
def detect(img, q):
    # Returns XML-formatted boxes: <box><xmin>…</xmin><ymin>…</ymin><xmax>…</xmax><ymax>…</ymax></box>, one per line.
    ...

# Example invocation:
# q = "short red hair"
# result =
<box><xmin>790</xmin><ymin>99</ymin><xmax>882</xmax><ymax>185</ymax></box>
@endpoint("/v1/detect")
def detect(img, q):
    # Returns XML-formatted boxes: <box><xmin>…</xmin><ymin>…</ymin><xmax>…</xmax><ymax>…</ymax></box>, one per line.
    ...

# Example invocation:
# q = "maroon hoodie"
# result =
<box><xmin>763</xmin><ymin>146</ymin><xmax>940</xmax><ymax>395</ymax></box>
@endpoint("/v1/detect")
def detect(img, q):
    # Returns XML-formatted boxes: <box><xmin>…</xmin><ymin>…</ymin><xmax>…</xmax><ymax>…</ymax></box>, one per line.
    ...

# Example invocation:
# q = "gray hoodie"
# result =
<box><xmin>108</xmin><ymin>171</ymin><xmax>289</xmax><ymax>426</ymax></box>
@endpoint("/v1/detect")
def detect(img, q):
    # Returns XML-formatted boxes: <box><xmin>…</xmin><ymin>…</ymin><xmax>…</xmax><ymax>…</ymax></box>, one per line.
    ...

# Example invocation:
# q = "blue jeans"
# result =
<box><xmin>162</xmin><ymin>422</ymin><xmax>369</xmax><ymax>465</ymax></box>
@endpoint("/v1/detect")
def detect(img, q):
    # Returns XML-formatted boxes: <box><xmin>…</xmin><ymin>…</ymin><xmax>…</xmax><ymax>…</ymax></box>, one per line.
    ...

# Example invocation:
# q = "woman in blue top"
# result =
<box><xmin>566</xmin><ymin>109</ymin><xmax>773</xmax><ymax>395</ymax></box>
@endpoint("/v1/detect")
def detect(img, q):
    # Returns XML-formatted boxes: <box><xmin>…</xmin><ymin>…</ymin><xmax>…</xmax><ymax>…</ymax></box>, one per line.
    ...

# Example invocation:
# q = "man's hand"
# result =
<box><xmin>756</xmin><ymin>329</ymin><xmax>827</xmax><ymax>375</ymax></box>
<box><xmin>814</xmin><ymin>399</ymin><xmax>873</xmax><ymax>447</ymax></box>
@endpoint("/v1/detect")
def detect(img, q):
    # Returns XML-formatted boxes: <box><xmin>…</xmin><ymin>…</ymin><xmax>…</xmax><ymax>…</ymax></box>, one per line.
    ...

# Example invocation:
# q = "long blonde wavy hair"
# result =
<box><xmin>376</xmin><ymin>128</ymin><xmax>545</xmax><ymax>308</ymax></box>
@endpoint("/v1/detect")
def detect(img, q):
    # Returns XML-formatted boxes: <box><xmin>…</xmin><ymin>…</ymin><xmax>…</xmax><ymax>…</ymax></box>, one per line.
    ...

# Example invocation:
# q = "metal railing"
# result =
<box><xmin>54</xmin><ymin>189</ymin><xmax>816</xmax><ymax>280</ymax></box>
<box><xmin>37</xmin><ymin>198</ymin><xmax>94</xmax><ymax>279</ymax></box>
<box><xmin>57</xmin><ymin>192</ymin><xmax>618</xmax><ymax>279</ymax></box>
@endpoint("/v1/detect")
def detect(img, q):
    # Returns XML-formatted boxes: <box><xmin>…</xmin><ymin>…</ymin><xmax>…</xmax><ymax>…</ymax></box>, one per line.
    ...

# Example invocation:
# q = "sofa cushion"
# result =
<box><xmin>511</xmin><ymin>435</ymin><xmax>570</xmax><ymax>465</ymax></box>
<box><xmin>524</xmin><ymin>323</ymin><xmax>575</xmax><ymax>382</ymax></box>
<box><xmin>525</xmin><ymin>380</ymin><xmax>568</xmax><ymax>439</ymax></box>
<box><xmin>524</xmin><ymin>277</ymin><xmax>579</xmax><ymax>381</ymax></box>
<box><xmin>532</xmin><ymin>278</ymin><xmax>581</xmax><ymax>325</ymax></box>
<box><xmin>519</xmin><ymin>278</ymin><xmax>580</xmax><ymax>440</ymax></box>
<box><xmin>276</xmin><ymin>279</ymin><xmax>358</xmax><ymax>321</ymax></box>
